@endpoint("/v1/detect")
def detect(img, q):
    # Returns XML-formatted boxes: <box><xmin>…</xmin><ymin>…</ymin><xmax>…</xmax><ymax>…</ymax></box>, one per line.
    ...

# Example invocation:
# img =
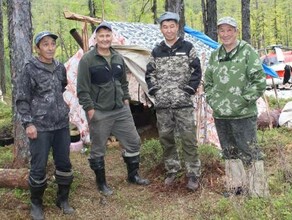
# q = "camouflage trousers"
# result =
<box><xmin>214</xmin><ymin>116</ymin><xmax>264</xmax><ymax>166</ymax></box>
<box><xmin>156</xmin><ymin>107</ymin><xmax>201</xmax><ymax>177</ymax></box>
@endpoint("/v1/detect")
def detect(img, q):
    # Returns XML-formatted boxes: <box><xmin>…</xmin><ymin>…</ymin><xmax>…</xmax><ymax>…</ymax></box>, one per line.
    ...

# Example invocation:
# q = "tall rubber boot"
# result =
<box><xmin>89</xmin><ymin>157</ymin><xmax>113</xmax><ymax>196</ymax></box>
<box><xmin>56</xmin><ymin>185</ymin><xmax>75</xmax><ymax>214</ymax></box>
<box><xmin>123</xmin><ymin>155</ymin><xmax>150</xmax><ymax>185</ymax></box>
<box><xmin>224</xmin><ymin>159</ymin><xmax>247</xmax><ymax>196</ymax></box>
<box><xmin>30</xmin><ymin>183</ymin><xmax>46</xmax><ymax>220</ymax></box>
<box><xmin>55</xmin><ymin>171</ymin><xmax>74</xmax><ymax>214</ymax></box>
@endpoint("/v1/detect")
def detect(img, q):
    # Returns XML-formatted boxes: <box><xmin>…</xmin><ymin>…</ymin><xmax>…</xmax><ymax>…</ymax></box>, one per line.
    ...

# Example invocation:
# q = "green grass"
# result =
<box><xmin>0</xmin><ymin>146</ymin><xmax>13</xmax><ymax>167</ymax></box>
<box><xmin>267</xmin><ymin>96</ymin><xmax>292</xmax><ymax>109</ymax></box>
<box><xmin>1</xmin><ymin>96</ymin><xmax>292</xmax><ymax>219</ymax></box>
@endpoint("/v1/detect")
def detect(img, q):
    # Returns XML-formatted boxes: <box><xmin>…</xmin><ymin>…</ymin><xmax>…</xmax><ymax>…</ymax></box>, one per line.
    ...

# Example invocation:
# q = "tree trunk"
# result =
<box><xmin>0</xmin><ymin>0</ymin><xmax>6</xmax><ymax>95</ymax></box>
<box><xmin>241</xmin><ymin>0</ymin><xmax>251</xmax><ymax>44</ymax></box>
<box><xmin>202</xmin><ymin>0</ymin><xmax>217</xmax><ymax>41</ymax></box>
<box><xmin>201</xmin><ymin>0</ymin><xmax>206</xmax><ymax>35</ymax></box>
<box><xmin>152</xmin><ymin>0</ymin><xmax>158</xmax><ymax>24</ymax></box>
<box><xmin>165</xmin><ymin>0</ymin><xmax>185</xmax><ymax>38</ymax></box>
<box><xmin>0</xmin><ymin>168</ymin><xmax>29</xmax><ymax>189</ymax></box>
<box><xmin>7</xmin><ymin>0</ymin><xmax>32</xmax><ymax>168</ymax></box>
<box><xmin>88</xmin><ymin>0</ymin><xmax>96</xmax><ymax>33</ymax></box>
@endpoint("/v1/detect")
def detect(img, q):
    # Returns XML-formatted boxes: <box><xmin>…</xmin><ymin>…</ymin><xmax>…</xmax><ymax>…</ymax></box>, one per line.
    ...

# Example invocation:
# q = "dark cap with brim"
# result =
<box><xmin>95</xmin><ymin>21</ymin><xmax>112</xmax><ymax>33</ymax></box>
<box><xmin>157</xmin><ymin>11</ymin><xmax>180</xmax><ymax>24</ymax></box>
<box><xmin>34</xmin><ymin>31</ymin><xmax>58</xmax><ymax>45</ymax></box>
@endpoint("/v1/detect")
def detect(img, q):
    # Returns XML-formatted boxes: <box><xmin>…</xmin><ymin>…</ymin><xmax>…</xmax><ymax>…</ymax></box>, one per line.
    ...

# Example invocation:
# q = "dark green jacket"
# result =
<box><xmin>77</xmin><ymin>46</ymin><xmax>130</xmax><ymax>112</ymax></box>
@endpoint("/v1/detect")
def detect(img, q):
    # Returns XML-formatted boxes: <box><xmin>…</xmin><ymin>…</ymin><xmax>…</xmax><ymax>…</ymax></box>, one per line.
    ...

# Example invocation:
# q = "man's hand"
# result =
<box><xmin>124</xmin><ymin>99</ymin><xmax>129</xmax><ymax>105</ymax></box>
<box><xmin>26</xmin><ymin>125</ymin><xmax>37</xmax><ymax>139</ymax></box>
<box><xmin>87</xmin><ymin>109</ymin><xmax>95</xmax><ymax>121</ymax></box>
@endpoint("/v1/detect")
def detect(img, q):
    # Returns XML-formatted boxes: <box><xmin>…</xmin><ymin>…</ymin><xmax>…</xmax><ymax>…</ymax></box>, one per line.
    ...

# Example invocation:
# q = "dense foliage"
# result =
<box><xmin>5</xmin><ymin>0</ymin><xmax>290</xmax><ymax>63</ymax></box>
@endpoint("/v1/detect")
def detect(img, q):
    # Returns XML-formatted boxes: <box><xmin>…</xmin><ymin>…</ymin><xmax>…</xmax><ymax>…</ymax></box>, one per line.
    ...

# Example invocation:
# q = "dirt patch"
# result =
<box><xmin>0</xmin><ymin>130</ymin><xmax>227</xmax><ymax>220</ymax></box>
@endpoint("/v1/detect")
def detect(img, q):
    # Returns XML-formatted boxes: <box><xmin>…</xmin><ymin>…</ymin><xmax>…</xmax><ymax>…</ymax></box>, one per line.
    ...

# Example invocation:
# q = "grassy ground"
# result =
<box><xmin>1</xmin><ymin>95</ymin><xmax>292</xmax><ymax>219</ymax></box>
<box><xmin>1</xmin><ymin>126</ymin><xmax>292</xmax><ymax>220</ymax></box>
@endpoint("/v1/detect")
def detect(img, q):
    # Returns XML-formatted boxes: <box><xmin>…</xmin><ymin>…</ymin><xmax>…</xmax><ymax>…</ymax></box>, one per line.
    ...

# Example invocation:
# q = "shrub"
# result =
<box><xmin>0</xmin><ymin>102</ymin><xmax>13</xmax><ymax>139</ymax></box>
<box><xmin>140</xmin><ymin>138</ymin><xmax>163</xmax><ymax>170</ymax></box>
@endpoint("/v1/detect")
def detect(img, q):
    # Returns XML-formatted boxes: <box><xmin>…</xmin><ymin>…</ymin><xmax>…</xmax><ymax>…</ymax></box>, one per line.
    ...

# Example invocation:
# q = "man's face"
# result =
<box><xmin>160</xmin><ymin>20</ymin><xmax>179</xmax><ymax>43</ymax></box>
<box><xmin>35</xmin><ymin>36</ymin><xmax>56</xmax><ymax>63</ymax></box>
<box><xmin>217</xmin><ymin>24</ymin><xmax>238</xmax><ymax>48</ymax></box>
<box><xmin>95</xmin><ymin>28</ymin><xmax>113</xmax><ymax>50</ymax></box>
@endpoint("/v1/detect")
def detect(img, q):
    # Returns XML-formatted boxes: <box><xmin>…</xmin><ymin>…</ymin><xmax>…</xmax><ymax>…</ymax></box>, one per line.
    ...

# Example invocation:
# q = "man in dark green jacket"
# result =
<box><xmin>77</xmin><ymin>22</ymin><xmax>149</xmax><ymax>196</ymax></box>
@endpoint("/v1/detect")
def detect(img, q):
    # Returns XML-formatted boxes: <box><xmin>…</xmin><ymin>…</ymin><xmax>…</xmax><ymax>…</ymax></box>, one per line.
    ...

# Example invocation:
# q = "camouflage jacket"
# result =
<box><xmin>77</xmin><ymin>46</ymin><xmax>130</xmax><ymax>112</ymax></box>
<box><xmin>16</xmin><ymin>57</ymin><xmax>70</xmax><ymax>131</ymax></box>
<box><xmin>204</xmin><ymin>40</ymin><xmax>266</xmax><ymax>119</ymax></box>
<box><xmin>145</xmin><ymin>37</ymin><xmax>202</xmax><ymax>109</ymax></box>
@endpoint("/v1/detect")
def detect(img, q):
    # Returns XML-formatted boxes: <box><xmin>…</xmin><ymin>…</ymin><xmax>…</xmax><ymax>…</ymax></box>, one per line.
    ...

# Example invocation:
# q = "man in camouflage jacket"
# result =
<box><xmin>204</xmin><ymin>17</ymin><xmax>267</xmax><ymax>196</ymax></box>
<box><xmin>145</xmin><ymin>12</ymin><xmax>202</xmax><ymax>191</ymax></box>
<box><xmin>16</xmin><ymin>31</ymin><xmax>74</xmax><ymax>219</ymax></box>
<box><xmin>204</xmin><ymin>17</ymin><xmax>266</xmax><ymax>165</ymax></box>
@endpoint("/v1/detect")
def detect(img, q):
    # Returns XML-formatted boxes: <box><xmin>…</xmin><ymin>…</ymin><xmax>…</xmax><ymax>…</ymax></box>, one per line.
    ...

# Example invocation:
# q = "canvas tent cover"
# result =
<box><xmin>64</xmin><ymin>21</ymin><xmax>269</xmax><ymax>146</ymax></box>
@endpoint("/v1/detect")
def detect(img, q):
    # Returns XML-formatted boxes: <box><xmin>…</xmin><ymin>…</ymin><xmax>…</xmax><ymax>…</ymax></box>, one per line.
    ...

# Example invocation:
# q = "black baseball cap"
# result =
<box><xmin>34</xmin><ymin>31</ymin><xmax>58</xmax><ymax>45</ymax></box>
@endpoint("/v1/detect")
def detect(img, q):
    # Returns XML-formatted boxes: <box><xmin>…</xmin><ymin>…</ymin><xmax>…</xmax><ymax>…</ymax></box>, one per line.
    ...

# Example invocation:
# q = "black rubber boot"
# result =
<box><xmin>55</xmin><ymin>170</ymin><xmax>74</xmax><ymax>214</ymax></box>
<box><xmin>56</xmin><ymin>185</ymin><xmax>74</xmax><ymax>214</ymax></box>
<box><xmin>94</xmin><ymin>169</ymin><xmax>113</xmax><ymax>196</ymax></box>
<box><xmin>123</xmin><ymin>155</ymin><xmax>150</xmax><ymax>185</ymax></box>
<box><xmin>89</xmin><ymin>157</ymin><xmax>113</xmax><ymax>196</ymax></box>
<box><xmin>30</xmin><ymin>183</ymin><xmax>46</xmax><ymax>220</ymax></box>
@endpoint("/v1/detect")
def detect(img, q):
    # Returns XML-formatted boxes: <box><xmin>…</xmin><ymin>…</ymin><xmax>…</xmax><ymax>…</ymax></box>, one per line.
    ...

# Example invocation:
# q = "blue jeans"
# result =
<box><xmin>29</xmin><ymin>127</ymin><xmax>72</xmax><ymax>182</ymax></box>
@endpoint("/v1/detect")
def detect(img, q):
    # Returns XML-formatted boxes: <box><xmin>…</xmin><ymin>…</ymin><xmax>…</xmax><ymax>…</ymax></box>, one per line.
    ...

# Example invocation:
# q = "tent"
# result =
<box><xmin>63</xmin><ymin>21</ymin><xmax>271</xmax><ymax>146</ymax></box>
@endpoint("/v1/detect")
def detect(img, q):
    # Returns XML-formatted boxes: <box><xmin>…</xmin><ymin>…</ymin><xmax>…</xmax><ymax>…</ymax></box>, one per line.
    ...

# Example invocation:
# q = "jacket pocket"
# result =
<box><xmin>112</xmin><ymin>64</ymin><xmax>123</xmax><ymax>79</ymax></box>
<box><xmin>90</xmin><ymin>65</ymin><xmax>111</xmax><ymax>85</ymax></box>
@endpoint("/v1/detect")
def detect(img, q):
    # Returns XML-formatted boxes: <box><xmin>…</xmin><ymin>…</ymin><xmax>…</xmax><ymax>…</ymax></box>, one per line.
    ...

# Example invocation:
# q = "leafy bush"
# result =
<box><xmin>198</xmin><ymin>144</ymin><xmax>222</xmax><ymax>161</ymax></box>
<box><xmin>140</xmin><ymin>138</ymin><xmax>163</xmax><ymax>170</ymax></box>
<box><xmin>0</xmin><ymin>102</ymin><xmax>13</xmax><ymax>139</ymax></box>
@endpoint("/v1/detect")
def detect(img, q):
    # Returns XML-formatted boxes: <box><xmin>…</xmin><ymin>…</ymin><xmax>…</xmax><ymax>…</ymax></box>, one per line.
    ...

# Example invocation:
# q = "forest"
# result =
<box><xmin>1</xmin><ymin>0</ymin><xmax>292</xmax><ymax>64</ymax></box>
<box><xmin>1</xmin><ymin>0</ymin><xmax>292</xmax><ymax>219</ymax></box>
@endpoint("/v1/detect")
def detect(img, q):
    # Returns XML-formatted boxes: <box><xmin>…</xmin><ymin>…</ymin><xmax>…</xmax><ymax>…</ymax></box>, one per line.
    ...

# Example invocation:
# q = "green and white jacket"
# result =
<box><xmin>204</xmin><ymin>40</ymin><xmax>266</xmax><ymax>119</ymax></box>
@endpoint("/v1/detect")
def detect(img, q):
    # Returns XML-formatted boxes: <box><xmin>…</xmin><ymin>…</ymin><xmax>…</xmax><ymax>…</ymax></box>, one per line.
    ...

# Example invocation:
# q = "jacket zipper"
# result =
<box><xmin>105</xmin><ymin>63</ymin><xmax>117</xmax><ymax>110</ymax></box>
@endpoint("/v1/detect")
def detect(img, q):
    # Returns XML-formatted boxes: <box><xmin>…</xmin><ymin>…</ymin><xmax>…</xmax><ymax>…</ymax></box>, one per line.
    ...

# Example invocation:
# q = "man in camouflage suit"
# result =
<box><xmin>16</xmin><ymin>31</ymin><xmax>74</xmax><ymax>219</ymax></box>
<box><xmin>145</xmin><ymin>12</ymin><xmax>202</xmax><ymax>191</ymax></box>
<box><xmin>204</xmin><ymin>17</ymin><xmax>267</xmax><ymax>196</ymax></box>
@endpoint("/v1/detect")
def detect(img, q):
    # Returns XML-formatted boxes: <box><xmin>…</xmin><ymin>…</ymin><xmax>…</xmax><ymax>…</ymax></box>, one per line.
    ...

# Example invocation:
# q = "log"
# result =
<box><xmin>63</xmin><ymin>10</ymin><xmax>102</xmax><ymax>24</ymax></box>
<box><xmin>0</xmin><ymin>168</ymin><xmax>29</xmax><ymax>189</ymax></box>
